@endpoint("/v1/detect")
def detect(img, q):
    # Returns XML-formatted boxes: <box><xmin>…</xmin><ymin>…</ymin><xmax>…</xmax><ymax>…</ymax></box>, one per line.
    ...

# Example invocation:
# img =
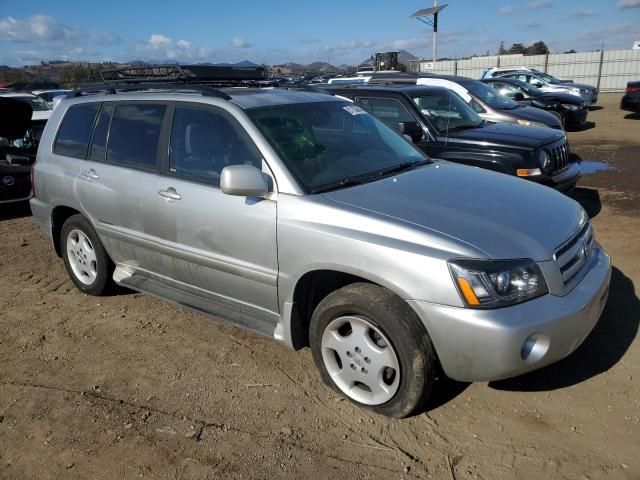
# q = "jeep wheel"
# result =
<box><xmin>61</xmin><ymin>214</ymin><xmax>114</xmax><ymax>295</ymax></box>
<box><xmin>309</xmin><ymin>283</ymin><xmax>437</xmax><ymax>418</ymax></box>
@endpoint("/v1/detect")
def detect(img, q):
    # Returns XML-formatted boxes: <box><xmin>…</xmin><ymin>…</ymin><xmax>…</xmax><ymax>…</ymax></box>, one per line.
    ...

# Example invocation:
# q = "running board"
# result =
<box><xmin>117</xmin><ymin>273</ymin><xmax>278</xmax><ymax>337</ymax></box>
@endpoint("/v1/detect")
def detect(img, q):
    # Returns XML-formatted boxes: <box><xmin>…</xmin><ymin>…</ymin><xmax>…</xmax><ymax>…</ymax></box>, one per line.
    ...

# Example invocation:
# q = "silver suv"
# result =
<box><xmin>31</xmin><ymin>73</ymin><xmax>611</xmax><ymax>418</ymax></box>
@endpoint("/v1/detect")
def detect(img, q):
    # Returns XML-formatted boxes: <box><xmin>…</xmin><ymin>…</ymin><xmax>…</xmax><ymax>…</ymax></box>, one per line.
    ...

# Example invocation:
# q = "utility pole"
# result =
<box><xmin>433</xmin><ymin>0</ymin><xmax>438</xmax><ymax>64</ymax></box>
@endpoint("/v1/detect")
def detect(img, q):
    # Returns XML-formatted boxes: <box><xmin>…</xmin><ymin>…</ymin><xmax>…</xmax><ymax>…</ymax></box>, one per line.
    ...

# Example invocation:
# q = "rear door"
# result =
<box><xmin>77</xmin><ymin>102</ymin><xmax>169</xmax><ymax>271</ymax></box>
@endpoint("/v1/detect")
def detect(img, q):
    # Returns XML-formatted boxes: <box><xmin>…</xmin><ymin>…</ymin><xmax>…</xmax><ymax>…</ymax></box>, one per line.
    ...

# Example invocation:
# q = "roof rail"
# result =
<box><xmin>99</xmin><ymin>64</ymin><xmax>268</xmax><ymax>83</ymax></box>
<box><xmin>66</xmin><ymin>82</ymin><xmax>232</xmax><ymax>100</ymax></box>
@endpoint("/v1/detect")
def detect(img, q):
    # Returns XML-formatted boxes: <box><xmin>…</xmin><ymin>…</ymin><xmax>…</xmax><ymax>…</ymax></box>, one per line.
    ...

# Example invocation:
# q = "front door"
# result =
<box><xmin>153</xmin><ymin>104</ymin><xmax>279</xmax><ymax>324</ymax></box>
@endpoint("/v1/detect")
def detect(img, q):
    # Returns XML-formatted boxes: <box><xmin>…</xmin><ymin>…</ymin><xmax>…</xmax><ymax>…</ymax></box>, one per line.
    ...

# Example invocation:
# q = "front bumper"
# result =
<box><xmin>564</xmin><ymin>107</ymin><xmax>588</xmax><ymax>128</ymax></box>
<box><xmin>527</xmin><ymin>161</ymin><xmax>580</xmax><ymax>193</ymax></box>
<box><xmin>408</xmin><ymin>247</ymin><xmax>611</xmax><ymax>382</ymax></box>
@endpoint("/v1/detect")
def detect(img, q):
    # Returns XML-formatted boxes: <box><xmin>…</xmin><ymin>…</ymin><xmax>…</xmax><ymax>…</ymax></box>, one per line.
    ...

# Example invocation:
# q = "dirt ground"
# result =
<box><xmin>1</xmin><ymin>93</ymin><xmax>638</xmax><ymax>480</ymax></box>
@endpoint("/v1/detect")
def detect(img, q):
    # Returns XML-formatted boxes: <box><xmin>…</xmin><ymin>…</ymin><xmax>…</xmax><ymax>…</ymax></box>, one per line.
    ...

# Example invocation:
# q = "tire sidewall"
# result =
<box><xmin>61</xmin><ymin>215</ymin><xmax>112</xmax><ymax>295</ymax></box>
<box><xmin>309</xmin><ymin>283</ymin><xmax>435</xmax><ymax>418</ymax></box>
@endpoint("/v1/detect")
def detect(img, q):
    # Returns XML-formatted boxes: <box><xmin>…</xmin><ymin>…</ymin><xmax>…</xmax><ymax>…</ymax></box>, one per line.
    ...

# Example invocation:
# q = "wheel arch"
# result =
<box><xmin>51</xmin><ymin>205</ymin><xmax>83</xmax><ymax>257</ymax></box>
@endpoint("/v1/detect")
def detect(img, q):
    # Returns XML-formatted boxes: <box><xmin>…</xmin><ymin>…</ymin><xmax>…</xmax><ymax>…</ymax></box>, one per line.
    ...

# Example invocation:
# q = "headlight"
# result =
<box><xmin>538</xmin><ymin>150</ymin><xmax>551</xmax><ymax>170</ymax></box>
<box><xmin>570</xmin><ymin>88</ymin><xmax>581</xmax><ymax>95</ymax></box>
<box><xmin>448</xmin><ymin>259</ymin><xmax>548</xmax><ymax>308</ymax></box>
<box><xmin>560</xmin><ymin>103</ymin><xmax>579</xmax><ymax>111</ymax></box>
<box><xmin>516</xmin><ymin>119</ymin><xmax>547</xmax><ymax>128</ymax></box>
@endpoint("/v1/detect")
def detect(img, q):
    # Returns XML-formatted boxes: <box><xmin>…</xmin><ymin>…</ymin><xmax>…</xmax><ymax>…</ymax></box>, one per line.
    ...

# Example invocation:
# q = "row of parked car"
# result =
<box><xmin>1</xmin><ymin>64</ymin><xmax>610</xmax><ymax>418</ymax></box>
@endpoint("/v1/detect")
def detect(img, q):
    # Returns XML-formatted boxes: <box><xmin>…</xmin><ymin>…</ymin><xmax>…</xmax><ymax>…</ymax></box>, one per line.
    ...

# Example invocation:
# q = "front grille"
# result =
<box><xmin>550</xmin><ymin>140</ymin><xmax>570</xmax><ymax>173</ymax></box>
<box><xmin>0</xmin><ymin>172</ymin><xmax>31</xmax><ymax>202</ymax></box>
<box><xmin>555</xmin><ymin>221</ymin><xmax>596</xmax><ymax>288</ymax></box>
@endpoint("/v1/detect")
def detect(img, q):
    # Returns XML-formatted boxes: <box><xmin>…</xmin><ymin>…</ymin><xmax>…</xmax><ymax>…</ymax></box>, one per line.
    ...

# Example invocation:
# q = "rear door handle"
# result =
<box><xmin>82</xmin><ymin>169</ymin><xmax>99</xmax><ymax>180</ymax></box>
<box><xmin>158</xmin><ymin>188</ymin><xmax>181</xmax><ymax>200</ymax></box>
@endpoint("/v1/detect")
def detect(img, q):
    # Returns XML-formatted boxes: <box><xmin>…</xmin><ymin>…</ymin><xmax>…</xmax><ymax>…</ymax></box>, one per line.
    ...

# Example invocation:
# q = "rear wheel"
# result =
<box><xmin>309</xmin><ymin>283</ymin><xmax>438</xmax><ymax>418</ymax></box>
<box><xmin>61</xmin><ymin>215</ymin><xmax>114</xmax><ymax>295</ymax></box>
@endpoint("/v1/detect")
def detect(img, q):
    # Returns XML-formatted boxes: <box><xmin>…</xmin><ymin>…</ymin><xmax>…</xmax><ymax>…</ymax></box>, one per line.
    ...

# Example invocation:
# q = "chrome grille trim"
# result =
<box><xmin>554</xmin><ymin>221</ymin><xmax>596</xmax><ymax>289</ymax></box>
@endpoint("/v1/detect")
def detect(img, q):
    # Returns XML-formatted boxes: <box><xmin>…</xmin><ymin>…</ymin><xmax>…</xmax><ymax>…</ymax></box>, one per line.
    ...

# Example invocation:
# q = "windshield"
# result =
<box><xmin>462</xmin><ymin>80</ymin><xmax>520</xmax><ymax>110</ymax></box>
<box><xmin>17</xmin><ymin>96</ymin><xmax>52</xmax><ymax>111</ymax></box>
<box><xmin>412</xmin><ymin>90</ymin><xmax>483</xmax><ymax>134</ymax></box>
<box><xmin>247</xmin><ymin>101</ymin><xmax>429</xmax><ymax>193</ymax></box>
<box><xmin>506</xmin><ymin>79</ymin><xmax>543</xmax><ymax>96</ymax></box>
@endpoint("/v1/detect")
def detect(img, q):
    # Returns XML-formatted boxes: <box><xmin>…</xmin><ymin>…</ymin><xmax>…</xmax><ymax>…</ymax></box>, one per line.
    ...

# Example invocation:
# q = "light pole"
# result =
<box><xmin>410</xmin><ymin>2</ymin><xmax>447</xmax><ymax>68</ymax></box>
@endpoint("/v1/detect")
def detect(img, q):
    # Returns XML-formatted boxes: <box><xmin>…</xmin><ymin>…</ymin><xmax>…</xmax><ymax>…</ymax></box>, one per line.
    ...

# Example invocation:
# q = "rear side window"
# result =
<box><xmin>53</xmin><ymin>104</ymin><xmax>100</xmax><ymax>158</ymax></box>
<box><xmin>107</xmin><ymin>104</ymin><xmax>166</xmax><ymax>169</ymax></box>
<box><xmin>88</xmin><ymin>104</ymin><xmax>114</xmax><ymax>162</ymax></box>
<box><xmin>355</xmin><ymin>97</ymin><xmax>415</xmax><ymax>130</ymax></box>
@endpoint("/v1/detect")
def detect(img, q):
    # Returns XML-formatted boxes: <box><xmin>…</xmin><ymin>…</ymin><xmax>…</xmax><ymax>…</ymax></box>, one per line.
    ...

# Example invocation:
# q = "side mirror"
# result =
<box><xmin>514</xmin><ymin>92</ymin><xmax>525</xmax><ymax>101</ymax></box>
<box><xmin>532</xmin><ymin>81</ymin><xmax>543</xmax><ymax>88</ymax></box>
<box><xmin>220</xmin><ymin>164</ymin><xmax>269</xmax><ymax>197</ymax></box>
<box><xmin>398</xmin><ymin>121</ymin><xmax>423</xmax><ymax>143</ymax></box>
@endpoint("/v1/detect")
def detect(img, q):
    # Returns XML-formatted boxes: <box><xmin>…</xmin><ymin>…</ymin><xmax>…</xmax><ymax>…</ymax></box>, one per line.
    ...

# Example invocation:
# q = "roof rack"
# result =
<box><xmin>66</xmin><ymin>82</ymin><xmax>233</xmax><ymax>100</ymax></box>
<box><xmin>67</xmin><ymin>64</ymin><xmax>269</xmax><ymax>100</ymax></box>
<box><xmin>99</xmin><ymin>64</ymin><xmax>268</xmax><ymax>83</ymax></box>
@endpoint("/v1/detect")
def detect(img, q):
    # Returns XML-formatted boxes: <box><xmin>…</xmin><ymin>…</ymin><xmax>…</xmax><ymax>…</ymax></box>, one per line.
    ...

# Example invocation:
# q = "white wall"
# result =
<box><xmin>412</xmin><ymin>49</ymin><xmax>640</xmax><ymax>92</ymax></box>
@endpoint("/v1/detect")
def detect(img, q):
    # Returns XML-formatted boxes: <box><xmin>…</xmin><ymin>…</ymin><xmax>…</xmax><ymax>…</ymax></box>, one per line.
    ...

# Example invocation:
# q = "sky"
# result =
<box><xmin>0</xmin><ymin>0</ymin><xmax>638</xmax><ymax>67</ymax></box>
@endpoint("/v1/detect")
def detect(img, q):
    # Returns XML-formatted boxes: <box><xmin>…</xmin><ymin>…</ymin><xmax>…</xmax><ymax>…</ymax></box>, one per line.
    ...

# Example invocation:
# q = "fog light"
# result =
<box><xmin>521</xmin><ymin>333</ymin><xmax>550</xmax><ymax>363</ymax></box>
<box><xmin>516</xmin><ymin>168</ymin><xmax>542</xmax><ymax>177</ymax></box>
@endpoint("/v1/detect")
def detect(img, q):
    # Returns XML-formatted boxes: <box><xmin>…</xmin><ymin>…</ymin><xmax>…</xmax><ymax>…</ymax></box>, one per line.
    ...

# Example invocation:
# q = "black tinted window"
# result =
<box><xmin>107</xmin><ymin>104</ymin><xmax>166</xmax><ymax>169</ymax></box>
<box><xmin>169</xmin><ymin>106</ymin><xmax>261</xmax><ymax>186</ymax></box>
<box><xmin>54</xmin><ymin>104</ymin><xmax>100</xmax><ymax>158</ymax></box>
<box><xmin>88</xmin><ymin>104</ymin><xmax>114</xmax><ymax>162</ymax></box>
<box><xmin>355</xmin><ymin>98</ymin><xmax>415</xmax><ymax>130</ymax></box>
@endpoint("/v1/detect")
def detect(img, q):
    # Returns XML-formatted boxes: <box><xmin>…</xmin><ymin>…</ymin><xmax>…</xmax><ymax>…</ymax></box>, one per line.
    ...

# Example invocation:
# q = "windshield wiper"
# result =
<box><xmin>445</xmin><ymin>124</ymin><xmax>481</xmax><ymax>133</ymax></box>
<box><xmin>312</xmin><ymin>159</ymin><xmax>431</xmax><ymax>193</ymax></box>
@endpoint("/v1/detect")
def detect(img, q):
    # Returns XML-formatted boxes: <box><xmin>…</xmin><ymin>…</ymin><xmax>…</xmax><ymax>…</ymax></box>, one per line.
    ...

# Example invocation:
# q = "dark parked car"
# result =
<box><xmin>321</xmin><ymin>84</ymin><xmax>579</xmax><ymax>192</ymax></box>
<box><xmin>482</xmin><ymin>77</ymin><xmax>588</xmax><ymax>130</ymax></box>
<box><xmin>0</xmin><ymin>97</ymin><xmax>39</xmax><ymax>204</ymax></box>
<box><xmin>621</xmin><ymin>81</ymin><xmax>640</xmax><ymax>113</ymax></box>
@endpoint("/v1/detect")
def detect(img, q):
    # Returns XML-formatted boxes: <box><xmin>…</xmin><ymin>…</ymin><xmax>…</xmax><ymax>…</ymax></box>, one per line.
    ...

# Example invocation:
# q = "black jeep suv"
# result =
<box><xmin>321</xmin><ymin>83</ymin><xmax>579</xmax><ymax>192</ymax></box>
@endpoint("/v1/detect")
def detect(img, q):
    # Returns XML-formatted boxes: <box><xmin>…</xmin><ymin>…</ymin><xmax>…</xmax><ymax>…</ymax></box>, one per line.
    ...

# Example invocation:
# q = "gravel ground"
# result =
<box><xmin>0</xmin><ymin>93</ymin><xmax>638</xmax><ymax>480</ymax></box>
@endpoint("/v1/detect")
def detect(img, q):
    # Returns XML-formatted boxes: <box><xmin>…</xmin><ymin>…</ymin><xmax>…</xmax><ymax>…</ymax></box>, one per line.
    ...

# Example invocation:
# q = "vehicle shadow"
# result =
<box><xmin>0</xmin><ymin>201</ymin><xmax>32</xmax><ymax>221</ymax></box>
<box><xmin>588</xmin><ymin>105</ymin><xmax>604</xmax><ymax>111</ymax></box>
<box><xmin>489</xmin><ymin>266</ymin><xmax>638</xmax><ymax>392</ymax></box>
<box><xmin>623</xmin><ymin>113</ymin><xmax>640</xmax><ymax>120</ymax></box>
<box><xmin>424</xmin><ymin>376</ymin><xmax>470</xmax><ymax>411</ymax></box>
<box><xmin>576</xmin><ymin>121</ymin><xmax>596</xmax><ymax>131</ymax></box>
<box><xmin>570</xmin><ymin>187</ymin><xmax>602</xmax><ymax>219</ymax></box>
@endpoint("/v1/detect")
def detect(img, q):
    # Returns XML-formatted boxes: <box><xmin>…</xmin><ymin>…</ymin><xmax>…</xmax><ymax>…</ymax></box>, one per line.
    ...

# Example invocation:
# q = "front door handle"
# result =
<box><xmin>158</xmin><ymin>187</ymin><xmax>181</xmax><ymax>200</ymax></box>
<box><xmin>82</xmin><ymin>169</ymin><xmax>99</xmax><ymax>180</ymax></box>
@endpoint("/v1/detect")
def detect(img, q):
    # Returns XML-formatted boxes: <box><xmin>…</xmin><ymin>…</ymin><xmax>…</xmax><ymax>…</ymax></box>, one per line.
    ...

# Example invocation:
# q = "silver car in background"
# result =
<box><xmin>31</xmin><ymin>85</ymin><xmax>611</xmax><ymax>418</ymax></box>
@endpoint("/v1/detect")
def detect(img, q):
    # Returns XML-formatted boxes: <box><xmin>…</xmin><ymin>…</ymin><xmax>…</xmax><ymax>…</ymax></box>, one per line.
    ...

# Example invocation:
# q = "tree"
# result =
<box><xmin>508</xmin><ymin>43</ymin><xmax>526</xmax><ymax>54</ymax></box>
<box><xmin>526</xmin><ymin>41</ymin><xmax>550</xmax><ymax>55</ymax></box>
<box><xmin>564</xmin><ymin>49</ymin><xmax>577</xmax><ymax>54</ymax></box>
<box><xmin>498</xmin><ymin>41</ymin><xmax>508</xmax><ymax>55</ymax></box>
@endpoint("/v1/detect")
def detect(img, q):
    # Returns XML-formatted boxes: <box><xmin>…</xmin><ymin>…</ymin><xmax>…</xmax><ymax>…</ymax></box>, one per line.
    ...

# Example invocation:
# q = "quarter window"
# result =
<box><xmin>53</xmin><ymin>104</ymin><xmax>100</xmax><ymax>159</ymax></box>
<box><xmin>169</xmin><ymin>106</ymin><xmax>261</xmax><ymax>186</ymax></box>
<box><xmin>107</xmin><ymin>104</ymin><xmax>166</xmax><ymax>169</ymax></box>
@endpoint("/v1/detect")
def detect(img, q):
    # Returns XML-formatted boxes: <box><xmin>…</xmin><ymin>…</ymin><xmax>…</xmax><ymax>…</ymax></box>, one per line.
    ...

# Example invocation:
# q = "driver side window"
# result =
<box><xmin>169</xmin><ymin>106</ymin><xmax>262</xmax><ymax>186</ymax></box>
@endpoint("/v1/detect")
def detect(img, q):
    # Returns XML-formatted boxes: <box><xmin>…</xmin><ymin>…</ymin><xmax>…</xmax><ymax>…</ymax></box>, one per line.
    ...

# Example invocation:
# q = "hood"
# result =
<box><xmin>322</xmin><ymin>162</ymin><xmax>584</xmax><ymax>261</ymax></box>
<box><xmin>499</xmin><ymin>104</ymin><xmax>563</xmax><ymax>128</ymax></box>
<box><xmin>0</xmin><ymin>97</ymin><xmax>32</xmax><ymax>139</ymax></box>
<box><xmin>537</xmin><ymin>91</ymin><xmax>584</xmax><ymax>105</ymax></box>
<box><xmin>551</xmin><ymin>81</ymin><xmax>595</xmax><ymax>91</ymax></box>
<box><xmin>444</xmin><ymin>121</ymin><xmax>565</xmax><ymax>149</ymax></box>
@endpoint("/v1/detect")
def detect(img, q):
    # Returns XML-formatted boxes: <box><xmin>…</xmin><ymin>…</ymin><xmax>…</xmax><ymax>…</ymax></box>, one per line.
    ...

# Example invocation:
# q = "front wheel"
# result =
<box><xmin>309</xmin><ymin>283</ymin><xmax>438</xmax><ymax>418</ymax></box>
<box><xmin>61</xmin><ymin>214</ymin><xmax>114</xmax><ymax>295</ymax></box>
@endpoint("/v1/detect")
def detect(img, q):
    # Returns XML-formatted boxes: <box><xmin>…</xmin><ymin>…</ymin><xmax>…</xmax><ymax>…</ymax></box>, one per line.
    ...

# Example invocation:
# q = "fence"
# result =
<box><xmin>407</xmin><ymin>49</ymin><xmax>640</xmax><ymax>92</ymax></box>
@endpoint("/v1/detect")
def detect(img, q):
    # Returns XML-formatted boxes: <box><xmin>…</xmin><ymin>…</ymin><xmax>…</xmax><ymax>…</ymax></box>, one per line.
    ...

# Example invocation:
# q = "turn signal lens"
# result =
<box><xmin>456</xmin><ymin>278</ymin><xmax>480</xmax><ymax>306</ymax></box>
<box><xmin>516</xmin><ymin>168</ymin><xmax>542</xmax><ymax>177</ymax></box>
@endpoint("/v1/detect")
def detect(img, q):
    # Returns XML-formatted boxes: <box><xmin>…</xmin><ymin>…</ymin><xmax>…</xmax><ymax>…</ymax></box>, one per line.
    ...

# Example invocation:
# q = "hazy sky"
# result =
<box><xmin>0</xmin><ymin>0</ymin><xmax>638</xmax><ymax>66</ymax></box>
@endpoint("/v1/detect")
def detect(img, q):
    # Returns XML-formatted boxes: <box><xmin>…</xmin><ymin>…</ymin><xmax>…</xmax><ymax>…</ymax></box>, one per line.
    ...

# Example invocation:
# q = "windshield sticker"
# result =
<box><xmin>343</xmin><ymin>105</ymin><xmax>367</xmax><ymax>116</ymax></box>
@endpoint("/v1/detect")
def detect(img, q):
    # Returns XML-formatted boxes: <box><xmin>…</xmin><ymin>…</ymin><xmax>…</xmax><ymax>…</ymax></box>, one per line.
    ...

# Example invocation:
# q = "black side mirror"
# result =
<box><xmin>398</xmin><ymin>121</ymin><xmax>423</xmax><ymax>143</ymax></box>
<box><xmin>514</xmin><ymin>92</ymin><xmax>525</xmax><ymax>101</ymax></box>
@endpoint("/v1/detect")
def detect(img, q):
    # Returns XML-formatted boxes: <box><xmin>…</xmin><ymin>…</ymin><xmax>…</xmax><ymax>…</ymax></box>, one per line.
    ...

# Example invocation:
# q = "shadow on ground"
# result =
<box><xmin>490</xmin><ymin>267</ymin><xmax>638</xmax><ymax>392</ymax></box>
<box><xmin>571</xmin><ymin>187</ymin><xmax>602</xmax><ymax>219</ymax></box>
<box><xmin>624</xmin><ymin>113</ymin><xmax>640</xmax><ymax>120</ymax></box>
<box><xmin>0</xmin><ymin>201</ymin><xmax>31</xmax><ymax>222</ymax></box>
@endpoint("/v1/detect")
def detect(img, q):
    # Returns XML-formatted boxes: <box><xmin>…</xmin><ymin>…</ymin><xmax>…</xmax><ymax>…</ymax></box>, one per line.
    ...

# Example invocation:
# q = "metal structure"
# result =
<box><xmin>409</xmin><ymin>1</ymin><xmax>448</xmax><ymax>64</ymax></box>
<box><xmin>375</xmin><ymin>52</ymin><xmax>399</xmax><ymax>70</ymax></box>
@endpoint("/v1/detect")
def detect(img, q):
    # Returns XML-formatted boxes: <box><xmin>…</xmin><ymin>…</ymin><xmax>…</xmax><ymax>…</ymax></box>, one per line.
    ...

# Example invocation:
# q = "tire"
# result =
<box><xmin>309</xmin><ymin>283</ymin><xmax>438</xmax><ymax>418</ymax></box>
<box><xmin>551</xmin><ymin>110</ymin><xmax>565</xmax><ymax>127</ymax></box>
<box><xmin>61</xmin><ymin>214</ymin><xmax>114</xmax><ymax>295</ymax></box>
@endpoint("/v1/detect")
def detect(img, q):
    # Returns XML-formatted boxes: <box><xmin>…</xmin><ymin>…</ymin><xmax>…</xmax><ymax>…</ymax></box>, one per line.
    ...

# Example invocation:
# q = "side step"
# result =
<box><xmin>118</xmin><ymin>273</ymin><xmax>278</xmax><ymax>337</ymax></box>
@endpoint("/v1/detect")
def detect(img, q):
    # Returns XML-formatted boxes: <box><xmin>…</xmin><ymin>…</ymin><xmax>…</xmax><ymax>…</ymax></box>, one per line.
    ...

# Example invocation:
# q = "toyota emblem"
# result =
<box><xmin>1</xmin><ymin>176</ymin><xmax>15</xmax><ymax>187</ymax></box>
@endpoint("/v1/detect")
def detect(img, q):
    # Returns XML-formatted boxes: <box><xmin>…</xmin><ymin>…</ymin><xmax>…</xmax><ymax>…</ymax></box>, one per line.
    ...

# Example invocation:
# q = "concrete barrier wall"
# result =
<box><xmin>409</xmin><ymin>50</ymin><xmax>640</xmax><ymax>92</ymax></box>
